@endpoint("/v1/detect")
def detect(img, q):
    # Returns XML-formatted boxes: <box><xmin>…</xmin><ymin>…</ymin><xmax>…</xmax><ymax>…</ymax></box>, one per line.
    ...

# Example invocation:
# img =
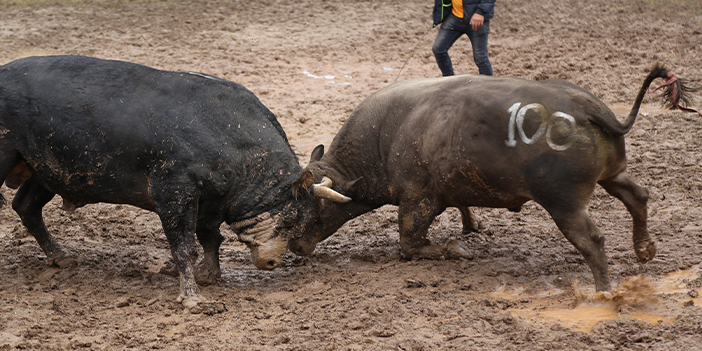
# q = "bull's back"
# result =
<box><xmin>334</xmin><ymin>75</ymin><xmax>625</xmax><ymax>207</ymax></box>
<box><xmin>0</xmin><ymin>56</ymin><xmax>294</xmax><ymax>207</ymax></box>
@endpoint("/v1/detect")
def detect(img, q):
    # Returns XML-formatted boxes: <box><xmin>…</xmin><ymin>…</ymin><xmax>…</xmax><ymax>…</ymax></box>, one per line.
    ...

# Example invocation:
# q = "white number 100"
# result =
<box><xmin>505</xmin><ymin>102</ymin><xmax>576</xmax><ymax>151</ymax></box>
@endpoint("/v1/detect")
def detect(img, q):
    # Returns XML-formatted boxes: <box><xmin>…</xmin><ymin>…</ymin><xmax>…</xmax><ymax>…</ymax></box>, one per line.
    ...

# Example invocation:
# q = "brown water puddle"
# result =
<box><xmin>657</xmin><ymin>267</ymin><xmax>702</xmax><ymax>306</ymax></box>
<box><xmin>493</xmin><ymin>265</ymin><xmax>701</xmax><ymax>333</ymax></box>
<box><xmin>508</xmin><ymin>301</ymin><xmax>675</xmax><ymax>333</ymax></box>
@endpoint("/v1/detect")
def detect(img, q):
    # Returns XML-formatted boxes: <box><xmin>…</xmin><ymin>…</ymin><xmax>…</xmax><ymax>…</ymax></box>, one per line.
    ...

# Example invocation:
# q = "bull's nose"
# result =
<box><xmin>258</xmin><ymin>258</ymin><xmax>281</xmax><ymax>270</ymax></box>
<box><xmin>289</xmin><ymin>240</ymin><xmax>316</xmax><ymax>256</ymax></box>
<box><xmin>249</xmin><ymin>234</ymin><xmax>287</xmax><ymax>270</ymax></box>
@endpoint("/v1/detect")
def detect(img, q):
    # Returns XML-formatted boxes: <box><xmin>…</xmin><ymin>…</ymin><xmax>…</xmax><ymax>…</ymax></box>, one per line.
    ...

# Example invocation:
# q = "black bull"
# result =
<box><xmin>283</xmin><ymin>65</ymin><xmax>699</xmax><ymax>292</ymax></box>
<box><xmin>0</xmin><ymin>55</ymin><xmax>327</xmax><ymax>308</ymax></box>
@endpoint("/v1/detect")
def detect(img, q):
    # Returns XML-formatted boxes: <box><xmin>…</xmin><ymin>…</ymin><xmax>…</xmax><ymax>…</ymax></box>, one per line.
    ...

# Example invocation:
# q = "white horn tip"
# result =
<box><xmin>340</xmin><ymin>195</ymin><xmax>352</xmax><ymax>203</ymax></box>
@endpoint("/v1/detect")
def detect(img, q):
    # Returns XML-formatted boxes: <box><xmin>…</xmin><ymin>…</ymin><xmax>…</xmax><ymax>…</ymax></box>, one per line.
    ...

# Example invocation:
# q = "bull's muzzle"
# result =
<box><xmin>288</xmin><ymin>238</ymin><xmax>317</xmax><ymax>256</ymax></box>
<box><xmin>249</xmin><ymin>236</ymin><xmax>287</xmax><ymax>270</ymax></box>
<box><xmin>231</xmin><ymin>212</ymin><xmax>288</xmax><ymax>270</ymax></box>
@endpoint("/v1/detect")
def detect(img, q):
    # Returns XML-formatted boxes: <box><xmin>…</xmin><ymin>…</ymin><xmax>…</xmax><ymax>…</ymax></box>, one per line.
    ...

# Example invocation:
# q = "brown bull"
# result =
<box><xmin>270</xmin><ymin>64</ymin><xmax>699</xmax><ymax>292</ymax></box>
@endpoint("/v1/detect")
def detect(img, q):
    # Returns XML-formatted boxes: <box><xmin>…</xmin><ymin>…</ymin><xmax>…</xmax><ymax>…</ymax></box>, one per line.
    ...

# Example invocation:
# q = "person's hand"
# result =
<box><xmin>470</xmin><ymin>13</ymin><xmax>484</xmax><ymax>30</ymax></box>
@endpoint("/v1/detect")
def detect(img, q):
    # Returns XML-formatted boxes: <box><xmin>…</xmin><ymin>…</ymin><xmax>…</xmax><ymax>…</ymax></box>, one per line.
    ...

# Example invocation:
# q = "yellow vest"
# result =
<box><xmin>452</xmin><ymin>0</ymin><xmax>464</xmax><ymax>18</ymax></box>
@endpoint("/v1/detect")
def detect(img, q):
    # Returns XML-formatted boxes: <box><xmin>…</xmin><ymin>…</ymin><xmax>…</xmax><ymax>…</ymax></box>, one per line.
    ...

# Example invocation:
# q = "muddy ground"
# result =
<box><xmin>1</xmin><ymin>0</ymin><xmax>702</xmax><ymax>349</ymax></box>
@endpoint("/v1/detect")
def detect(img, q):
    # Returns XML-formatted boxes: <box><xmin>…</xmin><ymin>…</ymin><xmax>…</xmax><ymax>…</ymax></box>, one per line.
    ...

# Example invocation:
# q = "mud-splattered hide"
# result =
<box><xmin>288</xmin><ymin>66</ymin><xmax>697</xmax><ymax>292</ymax></box>
<box><xmin>0</xmin><ymin>55</ymin><xmax>302</xmax><ymax>307</ymax></box>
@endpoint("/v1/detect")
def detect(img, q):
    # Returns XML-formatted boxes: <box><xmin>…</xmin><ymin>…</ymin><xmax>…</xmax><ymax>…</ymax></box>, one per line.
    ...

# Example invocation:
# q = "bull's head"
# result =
<box><xmin>231</xmin><ymin>212</ymin><xmax>286</xmax><ymax>270</ymax></box>
<box><xmin>231</xmin><ymin>167</ymin><xmax>354</xmax><ymax>270</ymax></box>
<box><xmin>286</xmin><ymin>145</ymin><xmax>373</xmax><ymax>257</ymax></box>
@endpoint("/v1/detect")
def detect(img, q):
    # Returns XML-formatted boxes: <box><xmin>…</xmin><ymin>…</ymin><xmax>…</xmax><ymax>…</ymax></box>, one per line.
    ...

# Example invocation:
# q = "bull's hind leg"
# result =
<box><xmin>194</xmin><ymin>218</ymin><xmax>224</xmax><ymax>285</ymax></box>
<box><xmin>12</xmin><ymin>178</ymin><xmax>77</xmax><ymax>267</ymax></box>
<box><xmin>398</xmin><ymin>198</ymin><xmax>471</xmax><ymax>260</ymax></box>
<box><xmin>546</xmin><ymin>206</ymin><xmax>611</xmax><ymax>291</ymax></box>
<box><xmin>599</xmin><ymin>172</ymin><xmax>656</xmax><ymax>263</ymax></box>
<box><xmin>458</xmin><ymin>206</ymin><xmax>480</xmax><ymax>233</ymax></box>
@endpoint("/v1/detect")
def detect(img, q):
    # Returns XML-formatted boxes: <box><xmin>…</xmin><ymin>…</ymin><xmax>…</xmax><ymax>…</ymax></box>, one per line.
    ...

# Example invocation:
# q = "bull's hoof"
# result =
<box><xmin>635</xmin><ymin>241</ymin><xmax>657</xmax><ymax>263</ymax></box>
<box><xmin>445</xmin><ymin>240</ymin><xmax>474</xmax><ymax>260</ymax></box>
<box><xmin>187</xmin><ymin>301</ymin><xmax>227</xmax><ymax>315</ymax></box>
<box><xmin>177</xmin><ymin>294</ymin><xmax>226</xmax><ymax>314</ymax></box>
<box><xmin>194</xmin><ymin>263</ymin><xmax>222</xmax><ymax>286</ymax></box>
<box><xmin>47</xmin><ymin>251</ymin><xmax>78</xmax><ymax>268</ymax></box>
<box><xmin>177</xmin><ymin>294</ymin><xmax>200</xmax><ymax>307</ymax></box>
<box><xmin>462</xmin><ymin>219</ymin><xmax>481</xmax><ymax>234</ymax></box>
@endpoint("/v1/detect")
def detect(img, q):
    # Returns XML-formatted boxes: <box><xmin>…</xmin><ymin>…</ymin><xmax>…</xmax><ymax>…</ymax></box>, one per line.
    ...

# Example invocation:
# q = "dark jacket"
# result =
<box><xmin>433</xmin><ymin>0</ymin><xmax>495</xmax><ymax>27</ymax></box>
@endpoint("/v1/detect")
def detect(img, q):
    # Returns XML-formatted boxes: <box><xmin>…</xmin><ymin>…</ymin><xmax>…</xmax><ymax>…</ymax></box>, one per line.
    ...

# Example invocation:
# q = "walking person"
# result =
<box><xmin>432</xmin><ymin>0</ymin><xmax>495</xmax><ymax>76</ymax></box>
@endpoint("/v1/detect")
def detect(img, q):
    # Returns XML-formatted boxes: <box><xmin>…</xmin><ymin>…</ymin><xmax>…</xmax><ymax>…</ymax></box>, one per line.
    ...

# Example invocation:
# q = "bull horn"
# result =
<box><xmin>318</xmin><ymin>177</ymin><xmax>332</xmax><ymax>188</ymax></box>
<box><xmin>311</xmin><ymin>177</ymin><xmax>352</xmax><ymax>203</ymax></box>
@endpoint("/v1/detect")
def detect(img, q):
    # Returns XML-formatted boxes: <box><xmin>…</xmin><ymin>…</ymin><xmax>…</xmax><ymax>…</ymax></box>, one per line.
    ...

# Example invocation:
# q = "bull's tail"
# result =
<box><xmin>619</xmin><ymin>64</ymin><xmax>701</xmax><ymax>135</ymax></box>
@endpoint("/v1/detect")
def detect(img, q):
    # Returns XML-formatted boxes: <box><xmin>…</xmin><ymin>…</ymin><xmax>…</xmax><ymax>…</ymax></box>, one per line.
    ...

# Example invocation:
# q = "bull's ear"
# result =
<box><xmin>341</xmin><ymin>177</ymin><xmax>364</xmax><ymax>196</ymax></box>
<box><xmin>310</xmin><ymin>144</ymin><xmax>324</xmax><ymax>162</ymax></box>
<box><xmin>292</xmin><ymin>170</ymin><xmax>315</xmax><ymax>198</ymax></box>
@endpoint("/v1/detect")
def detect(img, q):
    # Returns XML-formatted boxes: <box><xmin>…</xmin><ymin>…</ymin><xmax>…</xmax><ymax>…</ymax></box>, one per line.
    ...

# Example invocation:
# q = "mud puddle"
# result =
<box><xmin>509</xmin><ymin>301</ymin><xmax>675</xmax><ymax>333</ymax></box>
<box><xmin>494</xmin><ymin>265</ymin><xmax>701</xmax><ymax>332</ymax></box>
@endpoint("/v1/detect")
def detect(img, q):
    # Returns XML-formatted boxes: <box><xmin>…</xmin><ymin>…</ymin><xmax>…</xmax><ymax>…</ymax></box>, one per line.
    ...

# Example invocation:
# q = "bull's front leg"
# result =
<box><xmin>154</xmin><ymin>201</ymin><xmax>201</xmax><ymax>308</ymax></box>
<box><xmin>549</xmin><ymin>207</ymin><xmax>611</xmax><ymax>291</ymax></box>
<box><xmin>150</xmin><ymin>180</ymin><xmax>220</xmax><ymax>312</ymax></box>
<box><xmin>398</xmin><ymin>198</ymin><xmax>471</xmax><ymax>260</ymax></box>
<box><xmin>194</xmin><ymin>219</ymin><xmax>224</xmax><ymax>285</ymax></box>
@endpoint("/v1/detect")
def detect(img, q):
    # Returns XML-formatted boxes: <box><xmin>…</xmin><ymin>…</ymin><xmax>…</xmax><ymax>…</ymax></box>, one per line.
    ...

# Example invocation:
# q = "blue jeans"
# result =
<box><xmin>432</xmin><ymin>13</ymin><xmax>492</xmax><ymax>76</ymax></box>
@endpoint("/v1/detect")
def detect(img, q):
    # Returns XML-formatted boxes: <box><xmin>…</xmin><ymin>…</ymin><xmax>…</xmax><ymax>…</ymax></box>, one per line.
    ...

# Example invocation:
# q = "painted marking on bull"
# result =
<box><xmin>505</xmin><ymin>102</ymin><xmax>520</xmax><ymax>147</ymax></box>
<box><xmin>546</xmin><ymin>112</ymin><xmax>576</xmax><ymax>151</ymax></box>
<box><xmin>505</xmin><ymin>103</ymin><xmax>577</xmax><ymax>151</ymax></box>
<box><xmin>517</xmin><ymin>103</ymin><xmax>547</xmax><ymax>144</ymax></box>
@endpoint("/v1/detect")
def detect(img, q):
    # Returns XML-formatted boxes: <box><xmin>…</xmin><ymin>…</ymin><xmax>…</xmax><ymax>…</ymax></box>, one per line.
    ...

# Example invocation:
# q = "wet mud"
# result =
<box><xmin>1</xmin><ymin>0</ymin><xmax>701</xmax><ymax>350</ymax></box>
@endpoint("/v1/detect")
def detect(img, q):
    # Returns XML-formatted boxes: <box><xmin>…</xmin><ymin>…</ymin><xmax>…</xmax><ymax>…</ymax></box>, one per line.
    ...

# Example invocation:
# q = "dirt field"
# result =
<box><xmin>1</xmin><ymin>0</ymin><xmax>702</xmax><ymax>349</ymax></box>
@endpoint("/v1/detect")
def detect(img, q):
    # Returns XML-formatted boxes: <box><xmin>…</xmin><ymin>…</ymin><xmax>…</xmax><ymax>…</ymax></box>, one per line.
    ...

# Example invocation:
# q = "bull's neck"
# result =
<box><xmin>226</xmin><ymin>154</ymin><xmax>303</xmax><ymax>223</ymax></box>
<box><xmin>317</xmin><ymin>151</ymin><xmax>392</xmax><ymax>206</ymax></box>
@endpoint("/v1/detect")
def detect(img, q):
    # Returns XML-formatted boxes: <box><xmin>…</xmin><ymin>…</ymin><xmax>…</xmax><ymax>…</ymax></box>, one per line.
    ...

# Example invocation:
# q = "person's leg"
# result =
<box><xmin>467</xmin><ymin>20</ymin><xmax>492</xmax><ymax>76</ymax></box>
<box><xmin>432</xmin><ymin>14</ymin><xmax>465</xmax><ymax>76</ymax></box>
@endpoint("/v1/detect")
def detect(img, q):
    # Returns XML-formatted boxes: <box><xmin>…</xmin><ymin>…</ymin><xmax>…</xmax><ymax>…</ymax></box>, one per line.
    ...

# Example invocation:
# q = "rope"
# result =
<box><xmin>394</xmin><ymin>25</ymin><xmax>434</xmax><ymax>83</ymax></box>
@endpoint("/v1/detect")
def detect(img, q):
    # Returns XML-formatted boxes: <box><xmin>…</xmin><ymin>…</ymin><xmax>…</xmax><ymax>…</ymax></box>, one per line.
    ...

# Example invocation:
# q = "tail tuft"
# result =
<box><xmin>648</xmin><ymin>65</ymin><xmax>702</xmax><ymax>116</ymax></box>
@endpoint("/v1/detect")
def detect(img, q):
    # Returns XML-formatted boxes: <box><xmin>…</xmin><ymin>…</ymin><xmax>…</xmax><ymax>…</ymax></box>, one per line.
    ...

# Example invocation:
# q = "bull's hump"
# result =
<box><xmin>384</xmin><ymin>75</ymin><xmax>536</xmax><ymax>101</ymax></box>
<box><xmin>180</xmin><ymin>71</ymin><xmax>225</xmax><ymax>82</ymax></box>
